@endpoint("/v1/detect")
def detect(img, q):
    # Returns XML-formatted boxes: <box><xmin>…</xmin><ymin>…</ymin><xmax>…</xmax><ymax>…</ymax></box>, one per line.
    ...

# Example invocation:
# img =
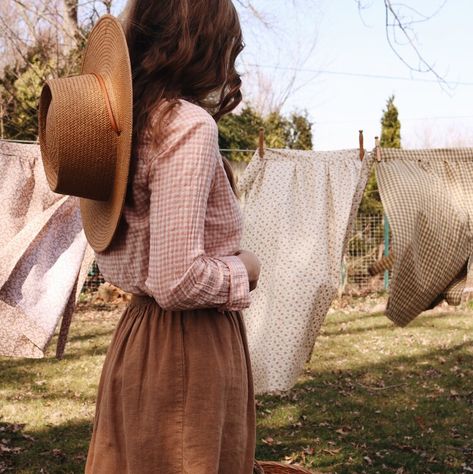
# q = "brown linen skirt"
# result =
<box><xmin>85</xmin><ymin>293</ymin><xmax>256</xmax><ymax>474</ymax></box>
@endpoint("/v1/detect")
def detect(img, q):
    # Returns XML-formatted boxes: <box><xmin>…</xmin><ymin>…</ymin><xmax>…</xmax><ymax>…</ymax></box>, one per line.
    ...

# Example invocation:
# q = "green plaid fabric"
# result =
<box><xmin>376</xmin><ymin>148</ymin><xmax>473</xmax><ymax>326</ymax></box>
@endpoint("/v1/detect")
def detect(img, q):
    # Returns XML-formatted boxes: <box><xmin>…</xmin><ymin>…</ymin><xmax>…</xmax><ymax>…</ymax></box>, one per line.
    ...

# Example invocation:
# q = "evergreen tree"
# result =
<box><xmin>380</xmin><ymin>95</ymin><xmax>401</xmax><ymax>148</ymax></box>
<box><xmin>0</xmin><ymin>35</ymin><xmax>84</xmax><ymax>141</ymax></box>
<box><xmin>1</xmin><ymin>39</ymin><xmax>55</xmax><ymax>140</ymax></box>
<box><xmin>359</xmin><ymin>95</ymin><xmax>401</xmax><ymax>215</ymax></box>
<box><xmin>264</xmin><ymin>111</ymin><xmax>291</xmax><ymax>149</ymax></box>
<box><xmin>218</xmin><ymin>106</ymin><xmax>313</xmax><ymax>162</ymax></box>
<box><xmin>288</xmin><ymin>111</ymin><xmax>313</xmax><ymax>150</ymax></box>
<box><xmin>218</xmin><ymin>106</ymin><xmax>264</xmax><ymax>162</ymax></box>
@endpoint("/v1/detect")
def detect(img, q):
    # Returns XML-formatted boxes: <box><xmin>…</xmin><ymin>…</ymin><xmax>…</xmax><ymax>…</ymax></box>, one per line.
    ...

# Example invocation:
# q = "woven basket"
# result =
<box><xmin>258</xmin><ymin>461</ymin><xmax>314</xmax><ymax>473</ymax></box>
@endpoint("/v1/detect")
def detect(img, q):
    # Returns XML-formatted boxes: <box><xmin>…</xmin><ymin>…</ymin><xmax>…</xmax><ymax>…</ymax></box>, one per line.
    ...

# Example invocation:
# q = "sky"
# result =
<box><xmin>113</xmin><ymin>0</ymin><xmax>473</xmax><ymax>151</ymax></box>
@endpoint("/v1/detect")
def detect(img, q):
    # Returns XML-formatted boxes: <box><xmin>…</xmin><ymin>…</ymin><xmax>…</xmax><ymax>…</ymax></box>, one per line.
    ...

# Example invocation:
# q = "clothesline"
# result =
<box><xmin>0</xmin><ymin>139</ymin><xmax>377</xmax><ymax>156</ymax></box>
<box><xmin>220</xmin><ymin>149</ymin><xmax>256</xmax><ymax>153</ymax></box>
<box><xmin>0</xmin><ymin>138</ymin><xmax>257</xmax><ymax>153</ymax></box>
<box><xmin>0</xmin><ymin>138</ymin><xmax>39</xmax><ymax>144</ymax></box>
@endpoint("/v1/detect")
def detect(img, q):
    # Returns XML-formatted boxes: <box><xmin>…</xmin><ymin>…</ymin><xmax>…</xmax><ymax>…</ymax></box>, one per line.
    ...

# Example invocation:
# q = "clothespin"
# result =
<box><xmin>375</xmin><ymin>136</ymin><xmax>381</xmax><ymax>162</ymax></box>
<box><xmin>359</xmin><ymin>130</ymin><xmax>364</xmax><ymax>161</ymax></box>
<box><xmin>258</xmin><ymin>127</ymin><xmax>265</xmax><ymax>158</ymax></box>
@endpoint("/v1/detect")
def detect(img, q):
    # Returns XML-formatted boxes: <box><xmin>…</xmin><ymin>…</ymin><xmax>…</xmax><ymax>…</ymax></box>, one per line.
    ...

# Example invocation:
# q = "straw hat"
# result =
<box><xmin>39</xmin><ymin>14</ymin><xmax>133</xmax><ymax>252</ymax></box>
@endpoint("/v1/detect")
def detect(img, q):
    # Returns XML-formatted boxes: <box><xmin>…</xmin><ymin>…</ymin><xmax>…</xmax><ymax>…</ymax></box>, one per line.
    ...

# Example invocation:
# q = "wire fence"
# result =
<box><xmin>340</xmin><ymin>214</ymin><xmax>391</xmax><ymax>295</ymax></box>
<box><xmin>81</xmin><ymin>260</ymin><xmax>105</xmax><ymax>294</ymax></box>
<box><xmin>80</xmin><ymin>213</ymin><xmax>392</xmax><ymax>297</ymax></box>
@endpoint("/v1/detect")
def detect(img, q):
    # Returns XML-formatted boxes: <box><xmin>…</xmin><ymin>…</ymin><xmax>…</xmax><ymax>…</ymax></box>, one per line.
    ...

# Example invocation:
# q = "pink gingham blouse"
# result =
<box><xmin>94</xmin><ymin>99</ymin><xmax>251</xmax><ymax>312</ymax></box>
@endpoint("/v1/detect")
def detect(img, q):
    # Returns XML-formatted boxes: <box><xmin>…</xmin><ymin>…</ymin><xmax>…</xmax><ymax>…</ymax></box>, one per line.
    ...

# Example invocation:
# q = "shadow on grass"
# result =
<box><xmin>1</xmin><ymin>341</ymin><xmax>472</xmax><ymax>473</ymax></box>
<box><xmin>65</xmin><ymin>329</ymin><xmax>116</xmax><ymax>344</ymax></box>
<box><xmin>0</xmin><ymin>346</ymin><xmax>110</xmax><ymax>390</ymax></box>
<box><xmin>323</xmin><ymin>311</ymin><xmax>387</xmax><ymax>326</ymax></box>
<box><xmin>0</xmin><ymin>418</ymin><xmax>92</xmax><ymax>474</ymax></box>
<box><xmin>255</xmin><ymin>340</ymin><xmax>473</xmax><ymax>473</ymax></box>
<box><xmin>2</xmin><ymin>308</ymin><xmax>473</xmax><ymax>473</ymax></box>
<box><xmin>321</xmin><ymin>311</ymin><xmax>471</xmax><ymax>337</ymax></box>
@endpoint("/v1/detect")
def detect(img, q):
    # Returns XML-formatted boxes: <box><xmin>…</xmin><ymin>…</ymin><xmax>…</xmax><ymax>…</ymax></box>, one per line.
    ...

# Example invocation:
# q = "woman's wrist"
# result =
<box><xmin>234</xmin><ymin>254</ymin><xmax>254</xmax><ymax>281</ymax></box>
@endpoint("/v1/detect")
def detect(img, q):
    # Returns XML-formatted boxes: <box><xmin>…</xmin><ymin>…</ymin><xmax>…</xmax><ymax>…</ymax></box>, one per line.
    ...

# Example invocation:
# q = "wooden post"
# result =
<box><xmin>375</xmin><ymin>136</ymin><xmax>381</xmax><ymax>162</ymax></box>
<box><xmin>383</xmin><ymin>214</ymin><xmax>390</xmax><ymax>290</ymax></box>
<box><xmin>0</xmin><ymin>100</ymin><xmax>4</xmax><ymax>139</ymax></box>
<box><xmin>258</xmin><ymin>127</ymin><xmax>265</xmax><ymax>158</ymax></box>
<box><xmin>359</xmin><ymin>130</ymin><xmax>364</xmax><ymax>161</ymax></box>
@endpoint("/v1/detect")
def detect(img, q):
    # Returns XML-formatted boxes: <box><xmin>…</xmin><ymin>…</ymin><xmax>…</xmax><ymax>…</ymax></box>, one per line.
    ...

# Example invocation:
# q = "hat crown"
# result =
<box><xmin>39</xmin><ymin>73</ymin><xmax>119</xmax><ymax>201</ymax></box>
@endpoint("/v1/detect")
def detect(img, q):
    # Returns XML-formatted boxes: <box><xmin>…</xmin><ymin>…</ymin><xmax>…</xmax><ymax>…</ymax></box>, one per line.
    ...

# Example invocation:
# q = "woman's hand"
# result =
<box><xmin>235</xmin><ymin>249</ymin><xmax>261</xmax><ymax>290</ymax></box>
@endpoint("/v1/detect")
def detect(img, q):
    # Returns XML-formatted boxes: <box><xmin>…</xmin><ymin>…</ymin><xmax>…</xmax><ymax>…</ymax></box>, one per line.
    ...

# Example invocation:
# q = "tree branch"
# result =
<box><xmin>355</xmin><ymin>0</ymin><xmax>451</xmax><ymax>88</ymax></box>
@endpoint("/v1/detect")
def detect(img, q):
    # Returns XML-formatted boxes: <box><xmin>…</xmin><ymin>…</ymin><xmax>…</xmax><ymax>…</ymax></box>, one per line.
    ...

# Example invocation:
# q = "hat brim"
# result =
<box><xmin>79</xmin><ymin>15</ymin><xmax>133</xmax><ymax>253</ymax></box>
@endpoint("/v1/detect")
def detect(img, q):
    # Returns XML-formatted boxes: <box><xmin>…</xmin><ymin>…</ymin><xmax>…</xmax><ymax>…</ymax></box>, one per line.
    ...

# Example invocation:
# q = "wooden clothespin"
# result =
<box><xmin>375</xmin><ymin>136</ymin><xmax>381</xmax><ymax>162</ymax></box>
<box><xmin>359</xmin><ymin>130</ymin><xmax>364</xmax><ymax>161</ymax></box>
<box><xmin>258</xmin><ymin>127</ymin><xmax>265</xmax><ymax>158</ymax></box>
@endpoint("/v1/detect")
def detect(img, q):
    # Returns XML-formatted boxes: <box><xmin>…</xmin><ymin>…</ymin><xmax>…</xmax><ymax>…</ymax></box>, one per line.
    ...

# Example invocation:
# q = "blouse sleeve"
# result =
<box><xmin>145</xmin><ymin>108</ymin><xmax>251</xmax><ymax>312</ymax></box>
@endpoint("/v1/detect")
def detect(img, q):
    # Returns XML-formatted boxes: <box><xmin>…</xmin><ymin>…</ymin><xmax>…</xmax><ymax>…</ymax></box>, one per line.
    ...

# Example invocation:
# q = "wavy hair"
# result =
<box><xmin>122</xmin><ymin>0</ymin><xmax>244</xmax><ymax>198</ymax></box>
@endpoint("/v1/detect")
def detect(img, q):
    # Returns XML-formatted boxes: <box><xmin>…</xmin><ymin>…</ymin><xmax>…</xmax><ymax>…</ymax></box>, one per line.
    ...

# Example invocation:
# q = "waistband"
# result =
<box><xmin>129</xmin><ymin>293</ymin><xmax>157</xmax><ymax>306</ymax></box>
<box><xmin>128</xmin><ymin>293</ymin><xmax>237</xmax><ymax>315</ymax></box>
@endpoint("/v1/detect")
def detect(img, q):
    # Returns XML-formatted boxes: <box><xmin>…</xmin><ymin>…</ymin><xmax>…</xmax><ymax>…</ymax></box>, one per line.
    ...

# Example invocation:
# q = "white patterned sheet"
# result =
<box><xmin>0</xmin><ymin>141</ymin><xmax>94</xmax><ymax>358</ymax></box>
<box><xmin>238</xmin><ymin>148</ymin><xmax>373</xmax><ymax>394</ymax></box>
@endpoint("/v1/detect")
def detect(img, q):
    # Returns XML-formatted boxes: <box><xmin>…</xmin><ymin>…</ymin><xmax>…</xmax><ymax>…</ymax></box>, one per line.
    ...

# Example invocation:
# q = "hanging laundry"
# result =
<box><xmin>376</xmin><ymin>148</ymin><xmax>473</xmax><ymax>327</ymax></box>
<box><xmin>0</xmin><ymin>141</ymin><xmax>94</xmax><ymax>358</ymax></box>
<box><xmin>237</xmin><ymin>148</ymin><xmax>373</xmax><ymax>394</ymax></box>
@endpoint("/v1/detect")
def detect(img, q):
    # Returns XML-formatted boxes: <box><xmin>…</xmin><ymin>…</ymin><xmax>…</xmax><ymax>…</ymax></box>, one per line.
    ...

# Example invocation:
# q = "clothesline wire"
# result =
<box><xmin>0</xmin><ymin>139</ymin><xmax>258</xmax><ymax>153</ymax></box>
<box><xmin>1</xmin><ymin>138</ymin><xmax>39</xmax><ymax>144</ymax></box>
<box><xmin>2</xmin><ymin>112</ymin><xmax>472</xmax><ymax>136</ymax></box>
<box><xmin>246</xmin><ymin>64</ymin><xmax>473</xmax><ymax>87</ymax></box>
<box><xmin>220</xmin><ymin>149</ymin><xmax>256</xmax><ymax>153</ymax></box>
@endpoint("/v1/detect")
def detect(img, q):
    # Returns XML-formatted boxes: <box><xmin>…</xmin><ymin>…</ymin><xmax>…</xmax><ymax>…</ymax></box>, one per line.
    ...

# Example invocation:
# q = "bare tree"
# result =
<box><xmin>235</xmin><ymin>0</ymin><xmax>320</xmax><ymax>115</ymax></box>
<box><xmin>1</xmin><ymin>0</ymin><xmax>78</xmax><ymax>68</ymax></box>
<box><xmin>0</xmin><ymin>0</ymin><xmax>117</xmax><ymax>139</ymax></box>
<box><xmin>356</xmin><ymin>0</ymin><xmax>450</xmax><ymax>86</ymax></box>
<box><xmin>64</xmin><ymin>0</ymin><xmax>80</xmax><ymax>45</ymax></box>
<box><xmin>410</xmin><ymin>122</ymin><xmax>473</xmax><ymax>149</ymax></box>
<box><xmin>0</xmin><ymin>0</ymin><xmax>116</xmax><ymax>67</ymax></box>
<box><xmin>0</xmin><ymin>0</ymin><xmax>452</xmax><ymax>137</ymax></box>
<box><xmin>0</xmin><ymin>0</ymin><xmax>321</xmax><ymax>117</ymax></box>
<box><xmin>239</xmin><ymin>0</ymin><xmax>451</xmax><ymax>115</ymax></box>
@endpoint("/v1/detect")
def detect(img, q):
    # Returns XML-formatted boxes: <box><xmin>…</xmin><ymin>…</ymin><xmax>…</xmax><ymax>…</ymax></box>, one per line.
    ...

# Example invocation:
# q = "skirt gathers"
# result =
<box><xmin>85</xmin><ymin>294</ymin><xmax>256</xmax><ymax>474</ymax></box>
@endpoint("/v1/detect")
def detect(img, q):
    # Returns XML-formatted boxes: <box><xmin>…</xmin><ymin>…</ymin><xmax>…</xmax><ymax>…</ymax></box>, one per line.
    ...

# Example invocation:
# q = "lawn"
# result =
<box><xmin>1</xmin><ymin>298</ymin><xmax>472</xmax><ymax>473</ymax></box>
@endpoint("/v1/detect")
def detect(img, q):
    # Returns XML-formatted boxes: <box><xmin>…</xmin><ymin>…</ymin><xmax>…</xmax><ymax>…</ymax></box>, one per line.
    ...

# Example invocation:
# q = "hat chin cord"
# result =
<box><xmin>91</xmin><ymin>72</ymin><xmax>121</xmax><ymax>136</ymax></box>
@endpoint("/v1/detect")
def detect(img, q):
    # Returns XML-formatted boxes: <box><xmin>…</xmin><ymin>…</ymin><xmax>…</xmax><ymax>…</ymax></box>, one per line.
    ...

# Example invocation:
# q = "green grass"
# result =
<box><xmin>1</xmin><ymin>300</ymin><xmax>472</xmax><ymax>473</ymax></box>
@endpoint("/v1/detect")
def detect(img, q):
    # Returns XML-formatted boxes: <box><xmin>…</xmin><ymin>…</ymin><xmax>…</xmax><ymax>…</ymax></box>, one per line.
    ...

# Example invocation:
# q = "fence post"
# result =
<box><xmin>0</xmin><ymin>101</ymin><xmax>4</xmax><ymax>139</ymax></box>
<box><xmin>383</xmin><ymin>214</ymin><xmax>390</xmax><ymax>290</ymax></box>
<box><xmin>339</xmin><ymin>256</ymin><xmax>347</xmax><ymax>297</ymax></box>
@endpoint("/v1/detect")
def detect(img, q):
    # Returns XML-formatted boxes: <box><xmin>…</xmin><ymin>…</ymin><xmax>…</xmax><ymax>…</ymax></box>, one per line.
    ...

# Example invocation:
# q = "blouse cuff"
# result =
<box><xmin>216</xmin><ymin>255</ymin><xmax>251</xmax><ymax>312</ymax></box>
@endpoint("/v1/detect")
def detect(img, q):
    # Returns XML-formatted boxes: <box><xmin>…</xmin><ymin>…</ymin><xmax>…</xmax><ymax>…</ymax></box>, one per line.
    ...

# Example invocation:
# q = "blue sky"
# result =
<box><xmin>113</xmin><ymin>1</ymin><xmax>473</xmax><ymax>150</ymax></box>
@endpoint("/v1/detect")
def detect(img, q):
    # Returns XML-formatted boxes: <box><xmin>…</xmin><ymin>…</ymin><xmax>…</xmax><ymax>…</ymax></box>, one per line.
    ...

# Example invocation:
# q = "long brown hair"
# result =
<box><xmin>122</xmin><ymin>0</ymin><xmax>244</xmax><ymax>199</ymax></box>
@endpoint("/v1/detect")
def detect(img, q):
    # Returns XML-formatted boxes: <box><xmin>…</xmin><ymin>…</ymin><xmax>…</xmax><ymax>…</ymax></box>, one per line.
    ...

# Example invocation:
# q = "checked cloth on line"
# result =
<box><xmin>376</xmin><ymin>148</ymin><xmax>473</xmax><ymax>327</ymax></box>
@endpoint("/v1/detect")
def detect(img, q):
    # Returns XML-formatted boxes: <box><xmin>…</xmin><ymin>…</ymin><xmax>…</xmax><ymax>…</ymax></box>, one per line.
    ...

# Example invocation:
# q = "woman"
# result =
<box><xmin>85</xmin><ymin>0</ymin><xmax>261</xmax><ymax>473</ymax></box>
